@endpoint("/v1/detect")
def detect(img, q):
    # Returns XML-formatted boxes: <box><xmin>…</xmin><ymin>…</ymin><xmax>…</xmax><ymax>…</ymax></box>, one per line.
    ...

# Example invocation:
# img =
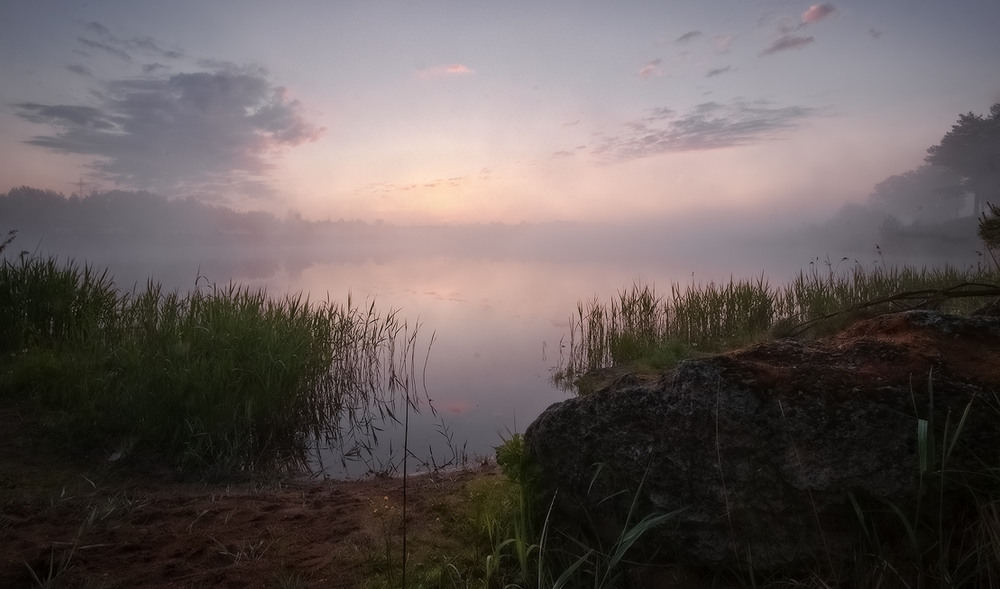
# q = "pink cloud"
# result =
<box><xmin>638</xmin><ymin>58</ymin><xmax>663</xmax><ymax>79</ymax></box>
<box><xmin>714</xmin><ymin>34</ymin><xmax>735</xmax><ymax>54</ymax></box>
<box><xmin>416</xmin><ymin>63</ymin><xmax>475</xmax><ymax>78</ymax></box>
<box><xmin>802</xmin><ymin>3</ymin><xmax>836</xmax><ymax>24</ymax></box>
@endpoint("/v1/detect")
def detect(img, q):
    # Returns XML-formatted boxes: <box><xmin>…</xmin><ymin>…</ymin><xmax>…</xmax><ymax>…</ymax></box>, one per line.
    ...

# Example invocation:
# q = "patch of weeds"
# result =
<box><xmin>24</xmin><ymin>543</ymin><xmax>76</xmax><ymax>589</ymax></box>
<box><xmin>368</xmin><ymin>494</ymin><xmax>402</xmax><ymax>573</ymax></box>
<box><xmin>210</xmin><ymin>536</ymin><xmax>271</xmax><ymax>563</ymax></box>
<box><xmin>79</xmin><ymin>490</ymin><xmax>148</xmax><ymax>534</ymax></box>
<box><xmin>271</xmin><ymin>569</ymin><xmax>310</xmax><ymax>589</ymax></box>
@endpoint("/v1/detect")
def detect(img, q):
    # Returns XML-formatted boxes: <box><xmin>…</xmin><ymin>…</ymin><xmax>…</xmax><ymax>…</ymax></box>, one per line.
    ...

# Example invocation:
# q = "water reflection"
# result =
<box><xmin>9</xmin><ymin>236</ymin><xmax>981</xmax><ymax>477</ymax></box>
<box><xmin>287</xmin><ymin>252</ymin><xmax>823</xmax><ymax>476</ymax></box>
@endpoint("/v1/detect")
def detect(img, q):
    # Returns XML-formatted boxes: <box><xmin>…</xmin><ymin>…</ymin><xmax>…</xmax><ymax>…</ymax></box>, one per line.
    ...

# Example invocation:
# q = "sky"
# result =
<box><xmin>1</xmin><ymin>1</ymin><xmax>999</xmax><ymax>225</ymax></box>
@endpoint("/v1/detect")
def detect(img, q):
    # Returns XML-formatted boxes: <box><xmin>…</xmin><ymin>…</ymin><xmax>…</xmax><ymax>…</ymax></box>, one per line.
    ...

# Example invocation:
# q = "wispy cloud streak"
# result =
<box><xmin>760</xmin><ymin>35</ymin><xmax>814</xmax><ymax>56</ymax></box>
<box><xmin>638</xmin><ymin>58</ymin><xmax>663</xmax><ymax>79</ymax></box>
<box><xmin>67</xmin><ymin>64</ymin><xmax>93</xmax><ymax>77</ymax></box>
<box><xmin>761</xmin><ymin>3</ymin><xmax>833</xmax><ymax>55</ymax></box>
<box><xmin>592</xmin><ymin>100</ymin><xmax>815</xmax><ymax>161</ymax></box>
<box><xmin>77</xmin><ymin>37</ymin><xmax>132</xmax><ymax>62</ymax></box>
<box><xmin>714</xmin><ymin>34</ymin><xmax>735</xmax><ymax>54</ymax></box>
<box><xmin>416</xmin><ymin>63</ymin><xmax>475</xmax><ymax>78</ymax></box>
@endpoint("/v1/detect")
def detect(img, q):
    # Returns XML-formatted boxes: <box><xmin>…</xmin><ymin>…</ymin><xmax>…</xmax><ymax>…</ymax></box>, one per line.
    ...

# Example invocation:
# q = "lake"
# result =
<box><xmin>16</xmin><ymin>233</ymin><xmax>980</xmax><ymax>477</ymax></box>
<box><xmin>126</xmin><ymin>244</ymin><xmax>817</xmax><ymax>477</ymax></box>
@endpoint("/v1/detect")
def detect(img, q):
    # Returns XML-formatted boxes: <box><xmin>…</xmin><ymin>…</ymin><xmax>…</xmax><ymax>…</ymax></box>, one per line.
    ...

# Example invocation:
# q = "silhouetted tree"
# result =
<box><xmin>926</xmin><ymin>102</ymin><xmax>1000</xmax><ymax>215</ymax></box>
<box><xmin>980</xmin><ymin>202</ymin><xmax>1000</xmax><ymax>269</ymax></box>
<box><xmin>869</xmin><ymin>164</ymin><xmax>964</xmax><ymax>222</ymax></box>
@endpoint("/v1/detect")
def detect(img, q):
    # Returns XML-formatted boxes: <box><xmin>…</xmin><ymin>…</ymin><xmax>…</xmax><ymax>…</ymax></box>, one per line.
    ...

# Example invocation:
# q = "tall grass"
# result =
<box><xmin>844</xmin><ymin>378</ymin><xmax>1000</xmax><ymax>588</ymax></box>
<box><xmin>556</xmin><ymin>260</ymin><xmax>1000</xmax><ymax>389</ymax></box>
<box><xmin>483</xmin><ymin>435</ymin><xmax>687</xmax><ymax>588</ymax></box>
<box><xmin>0</xmin><ymin>250</ymin><xmax>426</xmax><ymax>475</ymax></box>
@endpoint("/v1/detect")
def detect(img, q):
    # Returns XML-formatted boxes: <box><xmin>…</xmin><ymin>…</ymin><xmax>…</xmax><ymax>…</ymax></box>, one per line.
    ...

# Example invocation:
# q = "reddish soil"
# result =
<box><xmin>0</xmin><ymin>406</ymin><xmax>499</xmax><ymax>588</ymax></box>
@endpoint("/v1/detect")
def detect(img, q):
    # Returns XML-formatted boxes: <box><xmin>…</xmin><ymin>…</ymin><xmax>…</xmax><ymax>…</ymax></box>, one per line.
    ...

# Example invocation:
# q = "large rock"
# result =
<box><xmin>525</xmin><ymin>311</ymin><xmax>1000</xmax><ymax>573</ymax></box>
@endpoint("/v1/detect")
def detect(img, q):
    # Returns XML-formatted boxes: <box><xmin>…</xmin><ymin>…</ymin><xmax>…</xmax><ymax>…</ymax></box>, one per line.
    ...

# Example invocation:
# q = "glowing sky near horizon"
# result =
<box><xmin>1</xmin><ymin>1</ymin><xmax>998</xmax><ymax>224</ymax></box>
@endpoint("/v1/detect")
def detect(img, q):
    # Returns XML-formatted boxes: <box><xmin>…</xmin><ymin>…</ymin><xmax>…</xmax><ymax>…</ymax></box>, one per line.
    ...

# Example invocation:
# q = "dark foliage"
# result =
<box><xmin>926</xmin><ymin>102</ymin><xmax>1000</xmax><ymax>215</ymax></box>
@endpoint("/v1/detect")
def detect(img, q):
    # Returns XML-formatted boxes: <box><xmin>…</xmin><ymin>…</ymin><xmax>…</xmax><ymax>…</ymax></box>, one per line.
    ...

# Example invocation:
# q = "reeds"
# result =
<box><xmin>556</xmin><ymin>260</ymin><xmax>1000</xmax><ymax>390</ymax></box>
<box><xmin>0</xmin><ymin>252</ymin><xmax>426</xmax><ymax>475</ymax></box>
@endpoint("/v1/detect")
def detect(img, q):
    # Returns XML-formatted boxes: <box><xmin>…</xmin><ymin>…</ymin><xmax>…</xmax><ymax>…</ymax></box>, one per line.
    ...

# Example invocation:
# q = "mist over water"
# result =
<box><xmin>4</xmin><ymin>210</ymin><xmax>984</xmax><ymax>476</ymax></box>
<box><xmin>2</xmin><ymin>0</ymin><xmax>998</xmax><ymax>483</ymax></box>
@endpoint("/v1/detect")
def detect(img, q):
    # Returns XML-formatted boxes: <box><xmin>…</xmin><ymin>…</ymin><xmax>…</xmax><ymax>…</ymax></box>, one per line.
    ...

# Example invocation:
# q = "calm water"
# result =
<box><xmin>264</xmin><ymin>251</ymin><xmax>813</xmax><ymax>477</ymax></box>
<box><xmin>19</xmin><ymin>238</ymin><xmax>979</xmax><ymax>477</ymax></box>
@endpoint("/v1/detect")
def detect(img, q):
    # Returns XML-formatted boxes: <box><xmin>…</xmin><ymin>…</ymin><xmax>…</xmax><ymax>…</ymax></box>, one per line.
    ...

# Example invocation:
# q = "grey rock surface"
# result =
<box><xmin>525</xmin><ymin>311</ymin><xmax>1000</xmax><ymax>571</ymax></box>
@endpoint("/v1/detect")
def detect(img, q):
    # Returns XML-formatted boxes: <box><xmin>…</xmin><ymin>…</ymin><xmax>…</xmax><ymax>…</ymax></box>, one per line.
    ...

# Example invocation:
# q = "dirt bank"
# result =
<box><xmin>1</xmin><ymin>405</ymin><xmax>498</xmax><ymax>588</ymax></box>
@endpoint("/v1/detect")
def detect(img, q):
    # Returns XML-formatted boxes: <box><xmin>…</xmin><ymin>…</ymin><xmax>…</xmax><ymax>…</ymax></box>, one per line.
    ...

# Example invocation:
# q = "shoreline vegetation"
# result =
<box><xmin>0</xmin><ymin>229</ymin><xmax>431</xmax><ymax>478</ymax></box>
<box><xmin>554</xmin><ymin>258</ymin><xmax>1000</xmax><ymax>394</ymax></box>
<box><xmin>3</xmin><ymin>220</ymin><xmax>1000</xmax><ymax>586</ymax></box>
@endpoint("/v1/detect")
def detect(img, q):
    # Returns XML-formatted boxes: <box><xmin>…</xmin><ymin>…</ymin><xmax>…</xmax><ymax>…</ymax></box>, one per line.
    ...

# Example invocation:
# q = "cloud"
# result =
<box><xmin>714</xmin><ymin>34</ymin><xmax>735</xmax><ymax>54</ymax></box>
<box><xmin>676</xmin><ymin>31</ymin><xmax>703</xmax><ymax>43</ymax></box>
<box><xmin>79</xmin><ymin>21</ymin><xmax>184</xmax><ymax>62</ymax></box>
<box><xmin>591</xmin><ymin>100</ymin><xmax>816</xmax><ymax>161</ymax></box>
<box><xmin>638</xmin><ymin>58</ymin><xmax>664</xmax><ymax>79</ymax></box>
<box><xmin>706</xmin><ymin>66</ymin><xmax>732</xmax><ymax>78</ymax></box>
<box><xmin>356</xmin><ymin>175</ymin><xmax>469</xmax><ymax>197</ymax></box>
<box><xmin>16</xmin><ymin>66</ymin><xmax>324</xmax><ymax>197</ymax></box>
<box><xmin>867</xmin><ymin>27</ymin><xmax>883</xmax><ymax>39</ymax></box>
<box><xmin>142</xmin><ymin>63</ymin><xmax>169</xmax><ymax>74</ymax></box>
<box><xmin>416</xmin><ymin>63</ymin><xmax>475</xmax><ymax>78</ymax></box>
<box><xmin>760</xmin><ymin>35</ymin><xmax>814</xmax><ymax>56</ymax></box>
<box><xmin>129</xmin><ymin>36</ymin><xmax>184</xmax><ymax>60</ymax></box>
<box><xmin>802</xmin><ymin>4</ymin><xmax>836</xmax><ymax>24</ymax></box>
<box><xmin>649</xmin><ymin>106</ymin><xmax>675</xmax><ymax>117</ymax></box>
<box><xmin>77</xmin><ymin>37</ymin><xmax>132</xmax><ymax>62</ymax></box>
<box><xmin>425</xmin><ymin>176</ymin><xmax>464</xmax><ymax>188</ymax></box>
<box><xmin>67</xmin><ymin>63</ymin><xmax>93</xmax><ymax>77</ymax></box>
<box><xmin>84</xmin><ymin>21</ymin><xmax>113</xmax><ymax>37</ymax></box>
<box><xmin>443</xmin><ymin>64</ymin><xmax>473</xmax><ymax>75</ymax></box>
<box><xmin>772</xmin><ymin>4</ymin><xmax>836</xmax><ymax>35</ymax></box>
<box><xmin>14</xmin><ymin>22</ymin><xmax>321</xmax><ymax>200</ymax></box>
<box><xmin>16</xmin><ymin>104</ymin><xmax>117</xmax><ymax>130</ymax></box>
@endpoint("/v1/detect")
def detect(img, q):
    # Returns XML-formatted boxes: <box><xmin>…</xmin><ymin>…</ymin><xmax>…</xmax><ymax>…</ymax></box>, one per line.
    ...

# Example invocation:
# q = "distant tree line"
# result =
<box><xmin>0</xmin><ymin>186</ymin><xmax>378</xmax><ymax>248</ymax></box>
<box><xmin>0</xmin><ymin>186</ymin><xmax>601</xmax><ymax>265</ymax></box>
<box><xmin>813</xmin><ymin>101</ymin><xmax>1000</xmax><ymax>257</ymax></box>
<box><xmin>873</xmin><ymin>101</ymin><xmax>1000</xmax><ymax>224</ymax></box>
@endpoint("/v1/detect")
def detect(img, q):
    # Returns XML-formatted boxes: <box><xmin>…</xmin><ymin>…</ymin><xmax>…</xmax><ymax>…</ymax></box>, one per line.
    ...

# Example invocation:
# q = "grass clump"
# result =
<box><xmin>0</xmin><ymin>247</ymin><xmax>425</xmax><ymax>476</ymax></box>
<box><xmin>555</xmin><ymin>260</ymin><xmax>1000</xmax><ymax>392</ymax></box>
<box><xmin>843</xmin><ymin>380</ymin><xmax>1000</xmax><ymax>589</ymax></box>
<box><xmin>486</xmin><ymin>437</ymin><xmax>689</xmax><ymax>589</ymax></box>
